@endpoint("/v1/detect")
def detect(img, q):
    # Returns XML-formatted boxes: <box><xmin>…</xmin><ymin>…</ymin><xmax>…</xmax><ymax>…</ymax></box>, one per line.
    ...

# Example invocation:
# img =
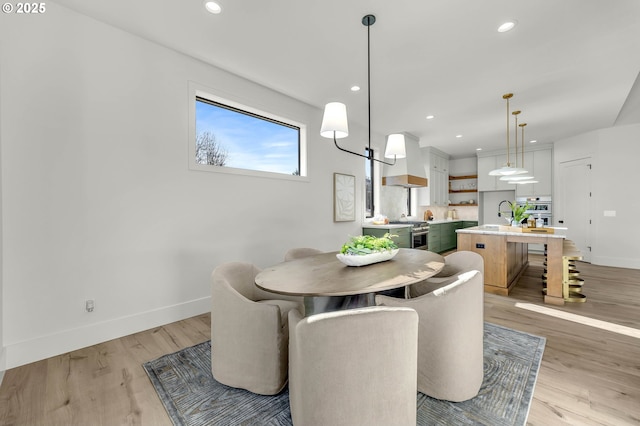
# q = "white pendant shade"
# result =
<box><xmin>384</xmin><ymin>133</ymin><xmax>407</xmax><ymax>158</ymax></box>
<box><xmin>320</xmin><ymin>102</ymin><xmax>349</xmax><ymax>139</ymax></box>
<box><xmin>509</xmin><ymin>179</ymin><xmax>539</xmax><ymax>184</ymax></box>
<box><xmin>499</xmin><ymin>172</ymin><xmax>533</xmax><ymax>181</ymax></box>
<box><xmin>319</xmin><ymin>16</ymin><xmax>406</xmax><ymax>168</ymax></box>
<box><xmin>488</xmin><ymin>166</ymin><xmax>528</xmax><ymax>176</ymax></box>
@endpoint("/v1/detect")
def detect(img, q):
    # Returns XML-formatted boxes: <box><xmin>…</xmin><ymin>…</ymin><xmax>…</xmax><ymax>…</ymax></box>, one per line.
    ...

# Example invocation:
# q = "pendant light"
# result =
<box><xmin>510</xmin><ymin>110</ymin><xmax>528</xmax><ymax>175</ymax></box>
<box><xmin>500</xmin><ymin>111</ymin><xmax>532</xmax><ymax>181</ymax></box>
<box><xmin>320</xmin><ymin>14</ymin><xmax>405</xmax><ymax>166</ymax></box>
<box><xmin>509</xmin><ymin>122</ymin><xmax>538</xmax><ymax>184</ymax></box>
<box><xmin>489</xmin><ymin>93</ymin><xmax>528</xmax><ymax>176</ymax></box>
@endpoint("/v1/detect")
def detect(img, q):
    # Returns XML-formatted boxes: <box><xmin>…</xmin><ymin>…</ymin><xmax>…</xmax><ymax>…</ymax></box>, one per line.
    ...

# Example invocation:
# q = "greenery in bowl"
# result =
<box><xmin>511</xmin><ymin>201</ymin><xmax>533</xmax><ymax>223</ymax></box>
<box><xmin>340</xmin><ymin>233</ymin><xmax>398</xmax><ymax>255</ymax></box>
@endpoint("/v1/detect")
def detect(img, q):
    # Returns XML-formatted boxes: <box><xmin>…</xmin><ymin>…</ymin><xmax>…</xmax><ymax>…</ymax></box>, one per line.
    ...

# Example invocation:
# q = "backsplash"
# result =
<box><xmin>379</xmin><ymin>186</ymin><xmax>479</xmax><ymax>222</ymax></box>
<box><xmin>380</xmin><ymin>186</ymin><xmax>408</xmax><ymax>220</ymax></box>
<box><xmin>418</xmin><ymin>205</ymin><xmax>478</xmax><ymax>221</ymax></box>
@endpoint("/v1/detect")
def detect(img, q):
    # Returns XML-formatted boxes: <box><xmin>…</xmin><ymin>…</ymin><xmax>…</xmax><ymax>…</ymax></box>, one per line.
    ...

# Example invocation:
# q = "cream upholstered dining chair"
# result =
<box><xmin>288</xmin><ymin>306</ymin><xmax>419</xmax><ymax>426</ymax></box>
<box><xmin>284</xmin><ymin>247</ymin><xmax>323</xmax><ymax>261</ymax></box>
<box><xmin>210</xmin><ymin>261</ymin><xmax>303</xmax><ymax>395</ymax></box>
<box><xmin>376</xmin><ymin>270</ymin><xmax>484</xmax><ymax>402</ymax></box>
<box><xmin>408</xmin><ymin>250</ymin><xmax>484</xmax><ymax>298</ymax></box>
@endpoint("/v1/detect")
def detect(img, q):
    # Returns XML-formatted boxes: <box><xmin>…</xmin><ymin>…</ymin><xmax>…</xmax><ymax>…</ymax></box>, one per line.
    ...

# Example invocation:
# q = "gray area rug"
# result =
<box><xmin>143</xmin><ymin>322</ymin><xmax>545</xmax><ymax>426</ymax></box>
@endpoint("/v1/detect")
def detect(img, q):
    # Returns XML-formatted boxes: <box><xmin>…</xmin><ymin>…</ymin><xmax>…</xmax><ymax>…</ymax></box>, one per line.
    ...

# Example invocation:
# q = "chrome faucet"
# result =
<box><xmin>498</xmin><ymin>200</ymin><xmax>513</xmax><ymax>224</ymax></box>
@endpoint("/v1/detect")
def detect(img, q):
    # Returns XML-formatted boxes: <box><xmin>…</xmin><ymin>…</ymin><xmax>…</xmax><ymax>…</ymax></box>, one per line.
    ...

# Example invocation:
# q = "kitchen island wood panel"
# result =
<box><xmin>457</xmin><ymin>225</ymin><xmax>566</xmax><ymax>305</ymax></box>
<box><xmin>456</xmin><ymin>232</ymin><xmax>528</xmax><ymax>295</ymax></box>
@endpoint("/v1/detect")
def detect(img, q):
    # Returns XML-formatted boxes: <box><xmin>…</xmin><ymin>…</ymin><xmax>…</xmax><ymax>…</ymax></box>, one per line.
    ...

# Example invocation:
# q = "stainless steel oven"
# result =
<box><xmin>388</xmin><ymin>221</ymin><xmax>430</xmax><ymax>249</ymax></box>
<box><xmin>517</xmin><ymin>196</ymin><xmax>552</xmax><ymax>226</ymax></box>
<box><xmin>411</xmin><ymin>224</ymin><xmax>429</xmax><ymax>250</ymax></box>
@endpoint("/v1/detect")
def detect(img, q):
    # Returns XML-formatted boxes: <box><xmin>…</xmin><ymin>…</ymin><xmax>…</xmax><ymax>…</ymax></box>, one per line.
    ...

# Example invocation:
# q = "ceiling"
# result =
<box><xmin>53</xmin><ymin>0</ymin><xmax>640</xmax><ymax>158</ymax></box>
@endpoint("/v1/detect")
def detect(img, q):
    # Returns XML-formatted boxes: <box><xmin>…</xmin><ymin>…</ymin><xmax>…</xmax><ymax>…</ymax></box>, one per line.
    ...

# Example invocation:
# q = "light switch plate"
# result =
<box><xmin>603</xmin><ymin>210</ymin><xmax>616</xmax><ymax>217</ymax></box>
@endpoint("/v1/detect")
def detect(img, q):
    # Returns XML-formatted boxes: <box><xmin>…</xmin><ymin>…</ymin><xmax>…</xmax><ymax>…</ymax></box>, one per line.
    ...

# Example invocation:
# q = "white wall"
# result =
<box><xmin>0</xmin><ymin>44</ymin><xmax>4</xmax><ymax>379</ymax></box>
<box><xmin>449</xmin><ymin>157</ymin><xmax>477</xmax><ymax>176</ymax></box>
<box><xmin>0</xmin><ymin>4</ymin><xmax>383</xmax><ymax>368</ymax></box>
<box><xmin>554</xmin><ymin>123</ymin><xmax>640</xmax><ymax>268</ymax></box>
<box><xmin>480</xmin><ymin>190</ymin><xmax>516</xmax><ymax>225</ymax></box>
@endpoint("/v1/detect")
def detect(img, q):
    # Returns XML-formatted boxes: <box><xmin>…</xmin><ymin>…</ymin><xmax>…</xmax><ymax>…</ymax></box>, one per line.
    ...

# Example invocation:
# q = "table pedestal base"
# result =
<box><xmin>303</xmin><ymin>287</ymin><xmax>405</xmax><ymax>316</ymax></box>
<box><xmin>304</xmin><ymin>294</ymin><xmax>374</xmax><ymax>316</ymax></box>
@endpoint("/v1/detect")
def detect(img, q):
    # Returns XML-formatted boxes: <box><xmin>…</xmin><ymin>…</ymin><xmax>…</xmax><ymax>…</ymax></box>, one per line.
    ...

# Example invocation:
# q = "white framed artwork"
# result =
<box><xmin>333</xmin><ymin>173</ymin><xmax>356</xmax><ymax>222</ymax></box>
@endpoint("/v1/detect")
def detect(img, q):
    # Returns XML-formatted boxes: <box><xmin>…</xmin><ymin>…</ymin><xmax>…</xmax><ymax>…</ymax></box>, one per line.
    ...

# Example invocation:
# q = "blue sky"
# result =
<box><xmin>196</xmin><ymin>100</ymin><xmax>299</xmax><ymax>175</ymax></box>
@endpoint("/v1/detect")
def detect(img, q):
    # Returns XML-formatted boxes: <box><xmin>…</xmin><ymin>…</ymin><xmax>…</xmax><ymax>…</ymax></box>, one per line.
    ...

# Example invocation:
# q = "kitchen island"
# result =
<box><xmin>457</xmin><ymin>225</ymin><xmax>567</xmax><ymax>305</ymax></box>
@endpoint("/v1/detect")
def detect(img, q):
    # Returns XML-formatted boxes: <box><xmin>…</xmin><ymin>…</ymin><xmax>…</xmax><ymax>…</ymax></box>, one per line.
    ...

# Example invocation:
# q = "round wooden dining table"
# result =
<box><xmin>255</xmin><ymin>248</ymin><xmax>445</xmax><ymax>315</ymax></box>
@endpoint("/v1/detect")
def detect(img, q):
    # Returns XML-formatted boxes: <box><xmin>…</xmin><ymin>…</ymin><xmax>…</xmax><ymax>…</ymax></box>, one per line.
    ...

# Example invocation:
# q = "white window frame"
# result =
<box><xmin>188</xmin><ymin>81</ymin><xmax>308</xmax><ymax>181</ymax></box>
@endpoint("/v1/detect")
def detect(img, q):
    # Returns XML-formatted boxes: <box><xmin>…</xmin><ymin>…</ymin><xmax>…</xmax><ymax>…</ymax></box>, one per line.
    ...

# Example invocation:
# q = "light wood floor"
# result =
<box><xmin>1</xmin><ymin>254</ymin><xmax>639</xmax><ymax>425</ymax></box>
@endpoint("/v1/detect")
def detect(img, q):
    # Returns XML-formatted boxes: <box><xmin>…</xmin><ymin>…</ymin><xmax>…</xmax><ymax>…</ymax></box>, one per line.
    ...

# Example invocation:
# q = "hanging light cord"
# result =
<box><xmin>504</xmin><ymin>93</ymin><xmax>512</xmax><ymax>167</ymax></box>
<box><xmin>512</xmin><ymin>110</ymin><xmax>521</xmax><ymax>167</ymax></box>
<box><xmin>367</xmin><ymin>15</ymin><xmax>372</xmax><ymax>160</ymax></box>
<box><xmin>520</xmin><ymin>123</ymin><xmax>527</xmax><ymax>166</ymax></box>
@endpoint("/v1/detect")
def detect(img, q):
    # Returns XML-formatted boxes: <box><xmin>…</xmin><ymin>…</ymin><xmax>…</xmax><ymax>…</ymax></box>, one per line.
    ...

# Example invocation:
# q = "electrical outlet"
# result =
<box><xmin>85</xmin><ymin>299</ymin><xmax>95</xmax><ymax>312</ymax></box>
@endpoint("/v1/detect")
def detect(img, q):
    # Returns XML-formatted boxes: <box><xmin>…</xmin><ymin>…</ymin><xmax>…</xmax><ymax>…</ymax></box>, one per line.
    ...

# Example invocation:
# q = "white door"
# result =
<box><xmin>557</xmin><ymin>158</ymin><xmax>591</xmax><ymax>262</ymax></box>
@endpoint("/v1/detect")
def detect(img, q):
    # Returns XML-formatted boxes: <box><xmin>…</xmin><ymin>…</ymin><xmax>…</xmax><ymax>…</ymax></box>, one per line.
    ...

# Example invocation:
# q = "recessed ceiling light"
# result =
<box><xmin>456</xmin><ymin>134</ymin><xmax>463</xmax><ymax>138</ymax></box>
<box><xmin>530</xmin><ymin>140</ymin><xmax>537</xmax><ymax>143</ymax></box>
<box><xmin>204</xmin><ymin>1</ymin><xmax>222</xmax><ymax>14</ymax></box>
<box><xmin>426</xmin><ymin>115</ymin><xmax>435</xmax><ymax>120</ymax></box>
<box><xmin>351</xmin><ymin>86</ymin><xmax>360</xmax><ymax>92</ymax></box>
<box><xmin>476</xmin><ymin>148</ymin><xmax>482</xmax><ymax>151</ymax></box>
<box><xmin>497</xmin><ymin>21</ymin><xmax>516</xmax><ymax>33</ymax></box>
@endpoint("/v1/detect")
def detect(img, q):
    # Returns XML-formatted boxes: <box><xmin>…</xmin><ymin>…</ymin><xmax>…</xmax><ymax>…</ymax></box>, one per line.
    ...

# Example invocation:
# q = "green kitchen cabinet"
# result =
<box><xmin>362</xmin><ymin>226</ymin><xmax>411</xmax><ymax>249</ymax></box>
<box><xmin>428</xmin><ymin>223</ymin><xmax>442</xmax><ymax>253</ymax></box>
<box><xmin>441</xmin><ymin>221</ymin><xmax>463</xmax><ymax>252</ymax></box>
<box><xmin>463</xmin><ymin>221</ymin><xmax>478</xmax><ymax>228</ymax></box>
<box><xmin>429</xmin><ymin>221</ymin><xmax>466</xmax><ymax>253</ymax></box>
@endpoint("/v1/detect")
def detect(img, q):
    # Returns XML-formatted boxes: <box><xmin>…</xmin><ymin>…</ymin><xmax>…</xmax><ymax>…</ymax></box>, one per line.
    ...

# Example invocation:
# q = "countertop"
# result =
<box><xmin>427</xmin><ymin>219</ymin><xmax>475</xmax><ymax>225</ymax></box>
<box><xmin>363</xmin><ymin>219</ymin><xmax>479</xmax><ymax>227</ymax></box>
<box><xmin>361</xmin><ymin>223</ymin><xmax>413</xmax><ymax>229</ymax></box>
<box><xmin>457</xmin><ymin>225</ymin><xmax>567</xmax><ymax>239</ymax></box>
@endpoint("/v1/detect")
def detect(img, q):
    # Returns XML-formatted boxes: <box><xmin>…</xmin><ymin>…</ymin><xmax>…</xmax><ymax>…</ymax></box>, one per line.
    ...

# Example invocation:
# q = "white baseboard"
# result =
<box><xmin>0</xmin><ymin>347</ymin><xmax>5</xmax><ymax>386</ymax></box>
<box><xmin>591</xmin><ymin>256</ymin><xmax>640</xmax><ymax>270</ymax></box>
<box><xmin>4</xmin><ymin>296</ymin><xmax>211</xmax><ymax>370</ymax></box>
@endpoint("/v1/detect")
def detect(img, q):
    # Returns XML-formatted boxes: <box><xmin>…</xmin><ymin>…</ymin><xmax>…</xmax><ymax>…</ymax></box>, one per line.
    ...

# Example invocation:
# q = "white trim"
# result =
<box><xmin>3</xmin><ymin>297</ymin><xmax>211</xmax><ymax>370</ymax></box>
<box><xmin>0</xmin><ymin>348</ymin><xmax>6</xmax><ymax>386</ymax></box>
<box><xmin>590</xmin><ymin>256</ymin><xmax>640</xmax><ymax>270</ymax></box>
<box><xmin>187</xmin><ymin>81</ymin><xmax>309</xmax><ymax>182</ymax></box>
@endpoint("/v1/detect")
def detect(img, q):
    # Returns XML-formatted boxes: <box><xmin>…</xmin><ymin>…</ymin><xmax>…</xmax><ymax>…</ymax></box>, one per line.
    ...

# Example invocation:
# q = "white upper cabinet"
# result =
<box><xmin>515</xmin><ymin>146</ymin><xmax>553</xmax><ymax>197</ymax></box>
<box><xmin>417</xmin><ymin>147</ymin><xmax>450</xmax><ymax>206</ymax></box>
<box><xmin>477</xmin><ymin>153</ymin><xmax>512</xmax><ymax>191</ymax></box>
<box><xmin>478</xmin><ymin>145</ymin><xmax>553</xmax><ymax>195</ymax></box>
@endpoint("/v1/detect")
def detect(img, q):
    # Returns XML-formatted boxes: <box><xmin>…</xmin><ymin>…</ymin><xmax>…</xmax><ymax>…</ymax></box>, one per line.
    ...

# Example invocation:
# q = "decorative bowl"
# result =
<box><xmin>336</xmin><ymin>249</ymin><xmax>399</xmax><ymax>267</ymax></box>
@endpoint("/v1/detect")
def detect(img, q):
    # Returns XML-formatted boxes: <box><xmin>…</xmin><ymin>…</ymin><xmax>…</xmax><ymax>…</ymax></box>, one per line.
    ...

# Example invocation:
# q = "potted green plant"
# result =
<box><xmin>510</xmin><ymin>202</ymin><xmax>532</xmax><ymax>226</ymax></box>
<box><xmin>336</xmin><ymin>233</ymin><xmax>399</xmax><ymax>266</ymax></box>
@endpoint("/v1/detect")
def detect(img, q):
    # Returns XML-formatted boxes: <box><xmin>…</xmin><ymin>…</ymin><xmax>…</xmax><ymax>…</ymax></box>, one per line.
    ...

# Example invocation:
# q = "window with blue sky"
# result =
<box><xmin>195</xmin><ymin>97</ymin><xmax>301</xmax><ymax>176</ymax></box>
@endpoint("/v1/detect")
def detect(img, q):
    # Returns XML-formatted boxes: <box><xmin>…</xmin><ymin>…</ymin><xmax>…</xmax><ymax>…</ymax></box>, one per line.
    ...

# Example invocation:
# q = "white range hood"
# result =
<box><xmin>382</xmin><ymin>133</ymin><xmax>428</xmax><ymax>188</ymax></box>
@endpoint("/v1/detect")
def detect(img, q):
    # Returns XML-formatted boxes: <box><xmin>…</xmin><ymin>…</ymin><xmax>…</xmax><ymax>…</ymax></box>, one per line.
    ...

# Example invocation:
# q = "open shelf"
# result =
<box><xmin>449</xmin><ymin>174</ymin><xmax>478</xmax><ymax>180</ymax></box>
<box><xmin>449</xmin><ymin>174</ymin><xmax>478</xmax><ymax>207</ymax></box>
<box><xmin>449</xmin><ymin>189</ymin><xmax>477</xmax><ymax>193</ymax></box>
